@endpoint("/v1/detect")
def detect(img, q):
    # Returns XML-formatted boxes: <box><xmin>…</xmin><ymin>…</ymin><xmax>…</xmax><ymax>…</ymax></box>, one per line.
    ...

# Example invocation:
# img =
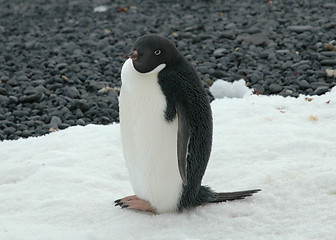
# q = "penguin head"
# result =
<box><xmin>129</xmin><ymin>34</ymin><xmax>181</xmax><ymax>74</ymax></box>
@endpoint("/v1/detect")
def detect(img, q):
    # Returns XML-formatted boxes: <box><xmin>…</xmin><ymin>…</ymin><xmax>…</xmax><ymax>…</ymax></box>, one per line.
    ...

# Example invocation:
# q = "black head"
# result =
<box><xmin>129</xmin><ymin>34</ymin><xmax>182</xmax><ymax>73</ymax></box>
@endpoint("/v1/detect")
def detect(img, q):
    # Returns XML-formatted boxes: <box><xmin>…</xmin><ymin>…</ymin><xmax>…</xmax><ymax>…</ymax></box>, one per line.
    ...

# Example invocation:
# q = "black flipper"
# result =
<box><xmin>176</xmin><ymin>102</ymin><xmax>190</xmax><ymax>186</ymax></box>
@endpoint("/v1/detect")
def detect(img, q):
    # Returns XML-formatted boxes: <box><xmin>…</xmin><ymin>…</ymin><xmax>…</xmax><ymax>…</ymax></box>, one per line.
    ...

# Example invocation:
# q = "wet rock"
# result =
<box><xmin>243</xmin><ymin>33</ymin><xmax>269</xmax><ymax>46</ymax></box>
<box><xmin>297</xmin><ymin>80</ymin><xmax>310</xmax><ymax>90</ymax></box>
<box><xmin>287</xmin><ymin>25</ymin><xmax>314</xmax><ymax>33</ymax></box>
<box><xmin>49</xmin><ymin>116</ymin><xmax>62</xmax><ymax>128</ymax></box>
<box><xmin>269</xmin><ymin>83</ymin><xmax>283</xmax><ymax>94</ymax></box>
<box><xmin>313</xmin><ymin>86</ymin><xmax>329</xmax><ymax>95</ymax></box>
<box><xmin>213</xmin><ymin>48</ymin><xmax>228</xmax><ymax>57</ymax></box>
<box><xmin>64</xmin><ymin>86</ymin><xmax>81</xmax><ymax>99</ymax></box>
<box><xmin>20</xmin><ymin>92</ymin><xmax>42</xmax><ymax>103</ymax></box>
<box><xmin>12</xmin><ymin>110</ymin><xmax>29</xmax><ymax>117</ymax></box>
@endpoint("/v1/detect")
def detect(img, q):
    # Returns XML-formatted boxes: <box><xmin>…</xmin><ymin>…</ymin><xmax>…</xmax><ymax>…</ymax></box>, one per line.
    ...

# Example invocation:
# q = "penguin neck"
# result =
<box><xmin>121</xmin><ymin>58</ymin><xmax>165</xmax><ymax>92</ymax></box>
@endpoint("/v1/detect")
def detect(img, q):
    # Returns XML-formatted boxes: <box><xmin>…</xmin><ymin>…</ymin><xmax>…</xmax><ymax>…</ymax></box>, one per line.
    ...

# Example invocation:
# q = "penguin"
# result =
<box><xmin>115</xmin><ymin>34</ymin><xmax>260</xmax><ymax>214</ymax></box>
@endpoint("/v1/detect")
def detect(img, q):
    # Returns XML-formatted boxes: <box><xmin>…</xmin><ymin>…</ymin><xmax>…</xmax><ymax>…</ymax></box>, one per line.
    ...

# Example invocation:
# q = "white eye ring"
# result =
<box><xmin>154</xmin><ymin>50</ymin><xmax>161</xmax><ymax>56</ymax></box>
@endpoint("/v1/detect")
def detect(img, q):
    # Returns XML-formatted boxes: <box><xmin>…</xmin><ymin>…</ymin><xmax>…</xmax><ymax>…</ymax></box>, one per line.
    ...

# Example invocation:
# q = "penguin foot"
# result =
<box><xmin>114</xmin><ymin>195</ymin><xmax>156</xmax><ymax>213</ymax></box>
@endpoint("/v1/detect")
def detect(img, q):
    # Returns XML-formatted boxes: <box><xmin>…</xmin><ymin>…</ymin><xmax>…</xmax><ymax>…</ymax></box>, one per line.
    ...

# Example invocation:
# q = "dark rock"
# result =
<box><xmin>49</xmin><ymin>116</ymin><xmax>62</xmax><ymax>128</ymax></box>
<box><xmin>219</xmin><ymin>31</ymin><xmax>236</xmax><ymax>40</ymax></box>
<box><xmin>276</xmin><ymin>50</ymin><xmax>290</xmax><ymax>54</ymax></box>
<box><xmin>20</xmin><ymin>93</ymin><xmax>42</xmax><ymax>103</ymax></box>
<box><xmin>260</xmin><ymin>51</ymin><xmax>269</xmax><ymax>59</ymax></box>
<box><xmin>75</xmin><ymin>109</ymin><xmax>84</xmax><ymax>118</ymax></box>
<box><xmin>0</xmin><ymin>88</ymin><xmax>7</xmax><ymax>95</ymax></box>
<box><xmin>17</xmin><ymin>75</ymin><xmax>28</xmax><ymax>81</ymax></box>
<box><xmin>31</xmin><ymin>79</ymin><xmax>46</xmax><ymax>87</ymax></box>
<box><xmin>55</xmin><ymin>63</ymin><xmax>68</xmax><ymax>70</ymax></box>
<box><xmin>249</xmin><ymin>71</ymin><xmax>264</xmax><ymax>84</ymax></box>
<box><xmin>307</xmin><ymin>76</ymin><xmax>318</xmax><ymax>83</ymax></box>
<box><xmin>4</xmin><ymin>126</ymin><xmax>16</xmax><ymax>136</ymax></box>
<box><xmin>12</xmin><ymin>110</ymin><xmax>29</xmax><ymax>117</ymax></box>
<box><xmin>297</xmin><ymin>80</ymin><xmax>310</xmax><ymax>90</ymax></box>
<box><xmin>0</xmin><ymin>76</ymin><xmax>10</xmax><ymax>82</ymax></box>
<box><xmin>7</xmin><ymin>78</ymin><xmax>18</xmax><ymax>86</ymax></box>
<box><xmin>269</xmin><ymin>84</ymin><xmax>283</xmax><ymax>94</ymax></box>
<box><xmin>320</xmin><ymin>51</ymin><xmax>336</xmax><ymax>57</ymax></box>
<box><xmin>196</xmin><ymin>66</ymin><xmax>208</xmax><ymax>74</ymax></box>
<box><xmin>73</xmin><ymin>99</ymin><xmax>90</xmax><ymax>112</ymax></box>
<box><xmin>59</xmin><ymin>123</ymin><xmax>70</xmax><ymax>130</ymax></box>
<box><xmin>213</xmin><ymin>48</ymin><xmax>228</xmax><ymax>57</ymax></box>
<box><xmin>313</xmin><ymin>86</ymin><xmax>329</xmax><ymax>95</ymax></box>
<box><xmin>211</xmin><ymin>70</ymin><xmax>228</xmax><ymax>79</ymax></box>
<box><xmin>297</xmin><ymin>64</ymin><xmax>310</xmax><ymax>71</ymax></box>
<box><xmin>76</xmin><ymin>119</ymin><xmax>86</xmax><ymax>126</ymax></box>
<box><xmin>323</xmin><ymin>3</ymin><xmax>336</xmax><ymax>8</ymax></box>
<box><xmin>311</xmin><ymin>82</ymin><xmax>329</xmax><ymax>89</ymax></box>
<box><xmin>252</xmin><ymin>84</ymin><xmax>265</xmax><ymax>94</ymax></box>
<box><xmin>292</xmin><ymin>60</ymin><xmax>310</xmax><ymax>68</ymax></box>
<box><xmin>244</xmin><ymin>33</ymin><xmax>269</xmax><ymax>46</ymax></box>
<box><xmin>267</xmin><ymin>51</ymin><xmax>277</xmax><ymax>62</ymax></box>
<box><xmin>0</xmin><ymin>95</ymin><xmax>9</xmax><ymax>106</ymax></box>
<box><xmin>287</xmin><ymin>25</ymin><xmax>314</xmax><ymax>33</ymax></box>
<box><xmin>21</xmin><ymin>130</ymin><xmax>32</xmax><ymax>138</ymax></box>
<box><xmin>321</xmin><ymin>60</ymin><xmax>336</xmax><ymax>66</ymax></box>
<box><xmin>69</xmin><ymin>64</ymin><xmax>81</xmax><ymax>73</ymax></box>
<box><xmin>64</xmin><ymin>86</ymin><xmax>81</xmax><ymax>99</ymax></box>
<box><xmin>24</xmin><ymin>120</ymin><xmax>35</xmax><ymax>128</ymax></box>
<box><xmin>0</xmin><ymin>131</ymin><xmax>5</xmax><ymax>141</ymax></box>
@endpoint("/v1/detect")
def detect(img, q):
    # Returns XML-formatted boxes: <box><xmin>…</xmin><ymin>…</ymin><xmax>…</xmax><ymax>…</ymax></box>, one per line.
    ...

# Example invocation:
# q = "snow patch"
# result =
<box><xmin>94</xmin><ymin>6</ymin><xmax>108</xmax><ymax>13</ymax></box>
<box><xmin>210</xmin><ymin>79</ymin><xmax>252</xmax><ymax>99</ymax></box>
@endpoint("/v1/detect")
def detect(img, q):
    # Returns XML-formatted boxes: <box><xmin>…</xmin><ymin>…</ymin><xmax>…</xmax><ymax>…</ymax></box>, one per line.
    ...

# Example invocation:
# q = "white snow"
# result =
<box><xmin>210</xmin><ymin>79</ymin><xmax>252</xmax><ymax>98</ymax></box>
<box><xmin>1</xmin><ymin>84</ymin><xmax>336</xmax><ymax>240</ymax></box>
<box><xmin>93</xmin><ymin>6</ymin><xmax>108</xmax><ymax>13</ymax></box>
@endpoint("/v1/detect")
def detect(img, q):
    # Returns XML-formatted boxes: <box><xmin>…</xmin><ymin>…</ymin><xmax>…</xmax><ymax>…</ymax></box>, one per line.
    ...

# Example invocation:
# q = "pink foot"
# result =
<box><xmin>114</xmin><ymin>195</ymin><xmax>156</xmax><ymax>213</ymax></box>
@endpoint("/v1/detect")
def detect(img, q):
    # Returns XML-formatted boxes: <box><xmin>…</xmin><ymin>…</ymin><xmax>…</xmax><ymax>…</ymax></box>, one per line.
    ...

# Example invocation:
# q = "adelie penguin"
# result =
<box><xmin>115</xmin><ymin>34</ymin><xmax>260</xmax><ymax>213</ymax></box>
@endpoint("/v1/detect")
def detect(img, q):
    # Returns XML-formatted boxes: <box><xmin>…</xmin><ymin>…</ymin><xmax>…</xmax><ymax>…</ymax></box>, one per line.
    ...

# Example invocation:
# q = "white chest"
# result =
<box><xmin>119</xmin><ymin>59</ymin><xmax>182</xmax><ymax>213</ymax></box>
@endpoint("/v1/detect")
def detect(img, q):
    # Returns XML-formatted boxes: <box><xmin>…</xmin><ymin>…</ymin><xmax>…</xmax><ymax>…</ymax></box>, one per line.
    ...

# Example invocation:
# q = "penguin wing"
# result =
<box><xmin>176</xmin><ymin>102</ymin><xmax>189</xmax><ymax>186</ymax></box>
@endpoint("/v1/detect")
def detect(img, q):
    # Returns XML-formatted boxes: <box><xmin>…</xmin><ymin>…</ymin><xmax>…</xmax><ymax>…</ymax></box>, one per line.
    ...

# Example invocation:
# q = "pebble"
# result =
<box><xmin>213</xmin><ymin>48</ymin><xmax>228</xmax><ymax>57</ymax></box>
<box><xmin>243</xmin><ymin>33</ymin><xmax>269</xmax><ymax>46</ymax></box>
<box><xmin>219</xmin><ymin>31</ymin><xmax>236</xmax><ymax>40</ymax></box>
<box><xmin>20</xmin><ymin>93</ymin><xmax>42</xmax><ymax>103</ymax></box>
<box><xmin>76</xmin><ymin>119</ymin><xmax>86</xmax><ymax>126</ymax></box>
<box><xmin>287</xmin><ymin>25</ymin><xmax>314</xmax><ymax>33</ymax></box>
<box><xmin>211</xmin><ymin>70</ymin><xmax>228</xmax><ymax>79</ymax></box>
<box><xmin>313</xmin><ymin>86</ymin><xmax>330</xmax><ymax>95</ymax></box>
<box><xmin>321</xmin><ymin>60</ymin><xmax>336</xmax><ymax>66</ymax></box>
<box><xmin>0</xmin><ymin>95</ymin><xmax>9</xmax><ymax>106</ymax></box>
<box><xmin>72</xmin><ymin>99</ymin><xmax>90</xmax><ymax>112</ymax></box>
<box><xmin>269</xmin><ymin>84</ymin><xmax>283</xmax><ymax>94</ymax></box>
<box><xmin>64</xmin><ymin>86</ymin><xmax>81</xmax><ymax>99</ymax></box>
<box><xmin>249</xmin><ymin>71</ymin><xmax>264</xmax><ymax>84</ymax></box>
<box><xmin>49</xmin><ymin>116</ymin><xmax>62</xmax><ymax>128</ymax></box>
<box><xmin>297</xmin><ymin>80</ymin><xmax>310</xmax><ymax>90</ymax></box>
<box><xmin>7</xmin><ymin>78</ymin><xmax>18</xmax><ymax>86</ymax></box>
<box><xmin>12</xmin><ymin>110</ymin><xmax>29</xmax><ymax>117</ymax></box>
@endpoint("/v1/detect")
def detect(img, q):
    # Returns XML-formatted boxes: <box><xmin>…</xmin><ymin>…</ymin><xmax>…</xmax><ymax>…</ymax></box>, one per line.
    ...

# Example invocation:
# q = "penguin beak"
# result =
<box><xmin>129</xmin><ymin>50</ymin><xmax>139</xmax><ymax>61</ymax></box>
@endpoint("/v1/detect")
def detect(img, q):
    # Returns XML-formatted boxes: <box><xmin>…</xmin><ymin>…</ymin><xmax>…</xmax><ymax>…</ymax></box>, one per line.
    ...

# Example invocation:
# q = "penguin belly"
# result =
<box><xmin>119</xmin><ymin>59</ymin><xmax>183</xmax><ymax>213</ymax></box>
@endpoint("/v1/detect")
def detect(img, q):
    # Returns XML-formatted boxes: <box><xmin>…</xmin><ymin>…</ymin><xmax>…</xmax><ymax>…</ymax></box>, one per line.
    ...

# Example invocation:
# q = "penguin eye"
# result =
<box><xmin>154</xmin><ymin>50</ymin><xmax>161</xmax><ymax>56</ymax></box>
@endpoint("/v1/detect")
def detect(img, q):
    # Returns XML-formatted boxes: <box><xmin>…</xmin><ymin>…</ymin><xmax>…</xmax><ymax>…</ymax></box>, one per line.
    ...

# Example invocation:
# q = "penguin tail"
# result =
<box><xmin>212</xmin><ymin>189</ymin><xmax>261</xmax><ymax>203</ymax></box>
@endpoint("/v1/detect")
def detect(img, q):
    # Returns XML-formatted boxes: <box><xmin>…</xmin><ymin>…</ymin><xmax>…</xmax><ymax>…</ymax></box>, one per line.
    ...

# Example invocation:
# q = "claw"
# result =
<box><xmin>114</xmin><ymin>201</ymin><xmax>123</xmax><ymax>207</ymax></box>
